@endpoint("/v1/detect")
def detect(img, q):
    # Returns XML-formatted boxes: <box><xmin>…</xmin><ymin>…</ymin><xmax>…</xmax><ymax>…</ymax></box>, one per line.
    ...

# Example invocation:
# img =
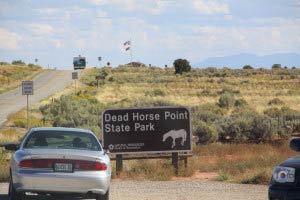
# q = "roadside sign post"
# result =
<box><xmin>72</xmin><ymin>72</ymin><xmax>78</xmax><ymax>95</ymax></box>
<box><xmin>22</xmin><ymin>81</ymin><xmax>33</xmax><ymax>130</ymax></box>
<box><xmin>102</xmin><ymin>107</ymin><xmax>191</xmax><ymax>175</ymax></box>
<box><xmin>98</xmin><ymin>56</ymin><xmax>102</xmax><ymax>68</ymax></box>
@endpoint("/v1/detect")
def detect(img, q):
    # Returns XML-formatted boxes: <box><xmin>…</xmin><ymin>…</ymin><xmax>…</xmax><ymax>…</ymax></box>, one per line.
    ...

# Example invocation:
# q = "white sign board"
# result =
<box><xmin>72</xmin><ymin>72</ymin><xmax>78</xmax><ymax>80</ymax></box>
<box><xmin>22</xmin><ymin>81</ymin><xmax>33</xmax><ymax>95</ymax></box>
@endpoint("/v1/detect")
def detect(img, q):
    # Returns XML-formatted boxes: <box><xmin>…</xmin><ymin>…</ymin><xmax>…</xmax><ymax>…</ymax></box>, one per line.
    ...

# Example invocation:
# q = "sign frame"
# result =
<box><xmin>101</xmin><ymin>106</ymin><xmax>192</xmax><ymax>155</ymax></box>
<box><xmin>22</xmin><ymin>81</ymin><xmax>34</xmax><ymax>95</ymax></box>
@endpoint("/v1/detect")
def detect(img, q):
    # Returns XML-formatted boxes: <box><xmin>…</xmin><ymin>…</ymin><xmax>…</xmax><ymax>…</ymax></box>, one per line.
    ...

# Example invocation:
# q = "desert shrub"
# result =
<box><xmin>268</xmin><ymin>98</ymin><xmax>285</xmax><ymax>105</ymax></box>
<box><xmin>108</xmin><ymin>76</ymin><xmax>114</xmax><ymax>82</ymax></box>
<box><xmin>234</xmin><ymin>99</ymin><xmax>248</xmax><ymax>107</ymax></box>
<box><xmin>218</xmin><ymin>94</ymin><xmax>235</xmax><ymax>109</ymax></box>
<box><xmin>198</xmin><ymin>89</ymin><xmax>217</xmax><ymax>97</ymax></box>
<box><xmin>192</xmin><ymin>104</ymin><xmax>224</xmax><ymax>124</ymax></box>
<box><xmin>145</xmin><ymin>89</ymin><xmax>166</xmax><ymax>97</ymax></box>
<box><xmin>218</xmin><ymin>88</ymin><xmax>240</xmax><ymax>95</ymax></box>
<box><xmin>131</xmin><ymin>98</ymin><xmax>174</xmax><ymax>107</ymax></box>
<box><xmin>0</xmin><ymin>61</ymin><xmax>9</xmax><ymax>65</ymax></box>
<box><xmin>39</xmin><ymin>93</ymin><xmax>104</xmax><ymax>137</ymax></box>
<box><xmin>194</xmin><ymin>121</ymin><xmax>218</xmax><ymax>144</ymax></box>
<box><xmin>217</xmin><ymin>108</ymin><xmax>275</xmax><ymax>142</ymax></box>
<box><xmin>11</xmin><ymin>60</ymin><xmax>25</xmax><ymax>65</ymax></box>
<box><xmin>264</xmin><ymin>107</ymin><xmax>282</xmax><ymax>118</ymax></box>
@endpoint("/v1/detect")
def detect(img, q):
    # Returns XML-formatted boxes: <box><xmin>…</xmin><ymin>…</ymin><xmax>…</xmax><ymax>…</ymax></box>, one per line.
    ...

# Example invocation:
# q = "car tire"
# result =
<box><xmin>8</xmin><ymin>175</ymin><xmax>23</xmax><ymax>200</ymax></box>
<box><xmin>96</xmin><ymin>189</ymin><xmax>109</xmax><ymax>200</ymax></box>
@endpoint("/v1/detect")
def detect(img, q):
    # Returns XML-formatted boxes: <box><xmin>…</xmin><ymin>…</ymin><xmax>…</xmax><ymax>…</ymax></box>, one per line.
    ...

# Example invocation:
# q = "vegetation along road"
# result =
<box><xmin>0</xmin><ymin>180</ymin><xmax>268</xmax><ymax>200</ymax></box>
<box><xmin>0</xmin><ymin>70</ymin><xmax>72</xmax><ymax>127</ymax></box>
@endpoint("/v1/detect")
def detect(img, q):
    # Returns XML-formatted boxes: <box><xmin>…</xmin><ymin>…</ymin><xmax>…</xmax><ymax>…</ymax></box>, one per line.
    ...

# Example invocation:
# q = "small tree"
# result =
<box><xmin>243</xmin><ymin>65</ymin><xmax>253</xmax><ymax>70</ymax></box>
<box><xmin>272</xmin><ymin>64</ymin><xmax>281</xmax><ymax>69</ymax></box>
<box><xmin>173</xmin><ymin>58</ymin><xmax>191</xmax><ymax>74</ymax></box>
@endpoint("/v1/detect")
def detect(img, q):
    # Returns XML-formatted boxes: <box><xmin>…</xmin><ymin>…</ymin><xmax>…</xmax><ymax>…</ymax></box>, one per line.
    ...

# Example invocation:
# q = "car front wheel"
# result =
<box><xmin>96</xmin><ymin>189</ymin><xmax>109</xmax><ymax>200</ymax></box>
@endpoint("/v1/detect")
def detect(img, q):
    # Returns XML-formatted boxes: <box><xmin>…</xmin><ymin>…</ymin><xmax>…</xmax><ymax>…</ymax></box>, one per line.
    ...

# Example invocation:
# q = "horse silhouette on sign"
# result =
<box><xmin>162</xmin><ymin>129</ymin><xmax>187</xmax><ymax>148</ymax></box>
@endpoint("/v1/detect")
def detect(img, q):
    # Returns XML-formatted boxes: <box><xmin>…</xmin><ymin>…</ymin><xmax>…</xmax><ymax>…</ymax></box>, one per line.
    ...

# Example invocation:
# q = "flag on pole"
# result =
<box><xmin>124</xmin><ymin>41</ymin><xmax>130</xmax><ymax>46</ymax></box>
<box><xmin>124</xmin><ymin>40</ymin><xmax>131</xmax><ymax>51</ymax></box>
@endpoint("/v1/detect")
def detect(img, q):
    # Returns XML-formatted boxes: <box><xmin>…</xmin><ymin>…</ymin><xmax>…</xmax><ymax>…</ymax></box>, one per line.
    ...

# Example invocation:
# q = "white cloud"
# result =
<box><xmin>36</xmin><ymin>8</ymin><xmax>60</xmax><ymax>15</ymax></box>
<box><xmin>52</xmin><ymin>39</ymin><xmax>64</xmax><ymax>48</ymax></box>
<box><xmin>192</xmin><ymin>0</ymin><xmax>229</xmax><ymax>14</ymax></box>
<box><xmin>0</xmin><ymin>28</ymin><xmax>22</xmax><ymax>50</ymax></box>
<box><xmin>190</xmin><ymin>19</ymin><xmax>300</xmax><ymax>57</ymax></box>
<box><xmin>87</xmin><ymin>0</ymin><xmax>168</xmax><ymax>14</ymax></box>
<box><xmin>28</xmin><ymin>24</ymin><xmax>55</xmax><ymax>36</ymax></box>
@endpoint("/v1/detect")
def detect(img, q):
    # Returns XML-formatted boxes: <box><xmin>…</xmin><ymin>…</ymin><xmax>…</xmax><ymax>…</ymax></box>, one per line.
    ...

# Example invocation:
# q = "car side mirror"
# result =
<box><xmin>4</xmin><ymin>143</ymin><xmax>20</xmax><ymax>151</ymax></box>
<box><xmin>290</xmin><ymin>139</ymin><xmax>300</xmax><ymax>152</ymax></box>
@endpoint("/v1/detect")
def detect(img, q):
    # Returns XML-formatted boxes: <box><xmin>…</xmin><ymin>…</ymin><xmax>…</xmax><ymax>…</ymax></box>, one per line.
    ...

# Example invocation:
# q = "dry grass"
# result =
<box><xmin>0</xmin><ymin>64</ymin><xmax>44</xmax><ymax>94</ymax></box>
<box><xmin>106</xmin><ymin>142</ymin><xmax>295</xmax><ymax>184</ymax></box>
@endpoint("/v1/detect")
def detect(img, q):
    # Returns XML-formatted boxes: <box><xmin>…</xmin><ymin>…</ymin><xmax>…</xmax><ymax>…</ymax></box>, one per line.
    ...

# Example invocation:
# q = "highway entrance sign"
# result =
<box><xmin>102</xmin><ymin>107</ymin><xmax>191</xmax><ymax>154</ymax></box>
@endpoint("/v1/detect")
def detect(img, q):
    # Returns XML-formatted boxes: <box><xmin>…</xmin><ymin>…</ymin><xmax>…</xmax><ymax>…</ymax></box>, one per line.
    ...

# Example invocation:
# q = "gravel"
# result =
<box><xmin>0</xmin><ymin>180</ymin><xmax>268</xmax><ymax>200</ymax></box>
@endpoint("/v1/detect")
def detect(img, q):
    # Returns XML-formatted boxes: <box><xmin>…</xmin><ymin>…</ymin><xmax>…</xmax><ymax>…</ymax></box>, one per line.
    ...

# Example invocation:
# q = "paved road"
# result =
<box><xmin>0</xmin><ymin>70</ymin><xmax>72</xmax><ymax>127</ymax></box>
<box><xmin>0</xmin><ymin>181</ymin><xmax>268</xmax><ymax>200</ymax></box>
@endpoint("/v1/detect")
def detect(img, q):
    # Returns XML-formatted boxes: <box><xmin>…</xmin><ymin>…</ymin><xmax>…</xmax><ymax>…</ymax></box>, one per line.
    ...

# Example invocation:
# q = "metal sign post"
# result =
<box><xmin>22</xmin><ymin>81</ymin><xmax>34</xmax><ymax>130</ymax></box>
<box><xmin>98</xmin><ymin>56</ymin><xmax>102</xmax><ymax>68</ymax></box>
<box><xmin>72</xmin><ymin>72</ymin><xmax>78</xmax><ymax>95</ymax></box>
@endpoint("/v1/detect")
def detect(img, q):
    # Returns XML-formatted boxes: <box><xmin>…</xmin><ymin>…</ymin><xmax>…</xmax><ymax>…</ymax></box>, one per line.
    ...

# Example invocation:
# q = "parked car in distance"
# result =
<box><xmin>5</xmin><ymin>127</ymin><xmax>111</xmax><ymax>200</ymax></box>
<box><xmin>269</xmin><ymin>138</ymin><xmax>300</xmax><ymax>200</ymax></box>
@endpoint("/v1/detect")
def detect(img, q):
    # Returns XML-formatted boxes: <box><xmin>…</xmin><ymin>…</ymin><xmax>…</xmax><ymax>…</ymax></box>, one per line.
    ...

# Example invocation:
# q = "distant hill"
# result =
<box><xmin>193</xmin><ymin>53</ymin><xmax>300</xmax><ymax>68</ymax></box>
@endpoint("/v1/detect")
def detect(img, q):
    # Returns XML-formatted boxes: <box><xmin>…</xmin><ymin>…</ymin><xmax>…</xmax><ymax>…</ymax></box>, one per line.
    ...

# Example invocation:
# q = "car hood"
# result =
<box><xmin>22</xmin><ymin>148</ymin><xmax>105</xmax><ymax>161</ymax></box>
<box><xmin>280</xmin><ymin>156</ymin><xmax>300</xmax><ymax>168</ymax></box>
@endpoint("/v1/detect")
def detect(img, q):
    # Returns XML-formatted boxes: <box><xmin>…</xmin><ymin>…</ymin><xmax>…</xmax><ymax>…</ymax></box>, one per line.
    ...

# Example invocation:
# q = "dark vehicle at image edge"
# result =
<box><xmin>269</xmin><ymin>139</ymin><xmax>300</xmax><ymax>200</ymax></box>
<box><xmin>4</xmin><ymin>127</ymin><xmax>111</xmax><ymax>200</ymax></box>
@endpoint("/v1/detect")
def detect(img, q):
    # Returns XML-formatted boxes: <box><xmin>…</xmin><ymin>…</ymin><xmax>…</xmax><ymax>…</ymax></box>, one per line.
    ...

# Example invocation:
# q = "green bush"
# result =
<box><xmin>268</xmin><ymin>98</ymin><xmax>285</xmax><ymax>105</ymax></box>
<box><xmin>39</xmin><ymin>93</ymin><xmax>105</xmax><ymax>138</ymax></box>
<box><xmin>218</xmin><ymin>94</ymin><xmax>235</xmax><ymax>109</ymax></box>
<box><xmin>234</xmin><ymin>99</ymin><xmax>248</xmax><ymax>107</ymax></box>
<box><xmin>173</xmin><ymin>58</ymin><xmax>191</xmax><ymax>74</ymax></box>
<box><xmin>145</xmin><ymin>89</ymin><xmax>166</xmax><ymax>97</ymax></box>
<box><xmin>194</xmin><ymin>121</ymin><xmax>218</xmax><ymax>144</ymax></box>
<box><xmin>243</xmin><ymin>65</ymin><xmax>253</xmax><ymax>70</ymax></box>
<box><xmin>11</xmin><ymin>60</ymin><xmax>25</xmax><ymax>65</ymax></box>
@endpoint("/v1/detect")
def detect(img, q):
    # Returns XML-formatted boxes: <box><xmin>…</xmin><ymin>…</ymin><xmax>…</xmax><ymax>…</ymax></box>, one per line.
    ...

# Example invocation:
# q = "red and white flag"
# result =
<box><xmin>124</xmin><ymin>40</ymin><xmax>130</xmax><ymax>51</ymax></box>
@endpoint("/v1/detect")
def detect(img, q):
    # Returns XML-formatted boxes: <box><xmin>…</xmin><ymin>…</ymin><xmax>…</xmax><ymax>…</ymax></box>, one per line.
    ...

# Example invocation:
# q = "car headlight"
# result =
<box><xmin>273</xmin><ymin>166</ymin><xmax>295</xmax><ymax>183</ymax></box>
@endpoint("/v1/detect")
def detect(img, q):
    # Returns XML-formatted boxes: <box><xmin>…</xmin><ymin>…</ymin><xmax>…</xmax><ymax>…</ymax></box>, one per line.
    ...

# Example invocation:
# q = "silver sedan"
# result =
<box><xmin>5</xmin><ymin>127</ymin><xmax>111</xmax><ymax>200</ymax></box>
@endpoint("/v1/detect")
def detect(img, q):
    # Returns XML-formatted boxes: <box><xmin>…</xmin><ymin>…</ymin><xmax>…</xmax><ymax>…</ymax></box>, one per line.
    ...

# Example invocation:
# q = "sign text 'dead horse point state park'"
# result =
<box><xmin>102</xmin><ymin>107</ymin><xmax>191</xmax><ymax>154</ymax></box>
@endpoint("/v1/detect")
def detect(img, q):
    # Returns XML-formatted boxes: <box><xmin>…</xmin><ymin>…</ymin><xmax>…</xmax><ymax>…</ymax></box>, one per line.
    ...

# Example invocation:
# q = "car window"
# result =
<box><xmin>24</xmin><ymin>130</ymin><xmax>101</xmax><ymax>151</ymax></box>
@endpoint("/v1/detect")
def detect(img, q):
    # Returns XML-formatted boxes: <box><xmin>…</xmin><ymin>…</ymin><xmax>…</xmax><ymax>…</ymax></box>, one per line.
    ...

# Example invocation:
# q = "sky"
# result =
<box><xmin>0</xmin><ymin>0</ymin><xmax>300</xmax><ymax>69</ymax></box>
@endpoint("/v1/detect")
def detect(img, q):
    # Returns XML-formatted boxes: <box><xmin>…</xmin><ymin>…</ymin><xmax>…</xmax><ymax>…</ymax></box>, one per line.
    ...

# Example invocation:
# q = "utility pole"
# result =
<box><xmin>130</xmin><ymin>38</ymin><xmax>133</xmax><ymax>67</ymax></box>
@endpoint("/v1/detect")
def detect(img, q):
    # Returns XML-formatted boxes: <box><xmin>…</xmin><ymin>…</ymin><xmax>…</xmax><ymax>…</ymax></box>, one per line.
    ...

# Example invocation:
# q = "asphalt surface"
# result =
<box><xmin>0</xmin><ymin>70</ymin><xmax>72</xmax><ymax>127</ymax></box>
<box><xmin>0</xmin><ymin>181</ymin><xmax>268</xmax><ymax>200</ymax></box>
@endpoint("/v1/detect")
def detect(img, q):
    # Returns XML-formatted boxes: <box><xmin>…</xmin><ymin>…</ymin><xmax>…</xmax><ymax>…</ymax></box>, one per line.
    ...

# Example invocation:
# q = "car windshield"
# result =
<box><xmin>23</xmin><ymin>130</ymin><xmax>101</xmax><ymax>151</ymax></box>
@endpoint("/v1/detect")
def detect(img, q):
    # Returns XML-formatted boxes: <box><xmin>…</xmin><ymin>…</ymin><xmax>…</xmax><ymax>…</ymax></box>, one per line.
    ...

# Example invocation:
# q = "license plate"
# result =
<box><xmin>54</xmin><ymin>163</ymin><xmax>73</xmax><ymax>172</ymax></box>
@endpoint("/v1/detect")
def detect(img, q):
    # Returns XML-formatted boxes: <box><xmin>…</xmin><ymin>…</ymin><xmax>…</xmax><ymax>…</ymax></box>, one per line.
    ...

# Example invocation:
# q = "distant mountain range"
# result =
<box><xmin>193</xmin><ymin>53</ymin><xmax>300</xmax><ymax>68</ymax></box>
